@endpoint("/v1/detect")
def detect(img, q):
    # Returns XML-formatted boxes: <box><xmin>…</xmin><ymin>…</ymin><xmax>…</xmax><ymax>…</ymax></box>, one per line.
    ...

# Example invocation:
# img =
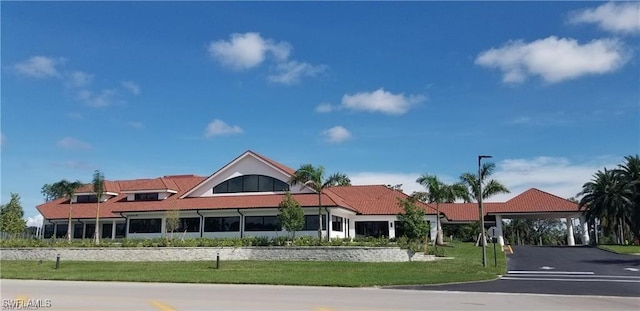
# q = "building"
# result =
<box><xmin>36</xmin><ymin>150</ymin><xmax>587</xmax><ymax>245</ymax></box>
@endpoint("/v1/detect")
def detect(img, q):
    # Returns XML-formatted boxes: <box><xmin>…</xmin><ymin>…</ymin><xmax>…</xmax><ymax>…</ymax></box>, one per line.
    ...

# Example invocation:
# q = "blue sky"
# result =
<box><xmin>2</xmin><ymin>2</ymin><xmax>639</xmax><ymax>225</ymax></box>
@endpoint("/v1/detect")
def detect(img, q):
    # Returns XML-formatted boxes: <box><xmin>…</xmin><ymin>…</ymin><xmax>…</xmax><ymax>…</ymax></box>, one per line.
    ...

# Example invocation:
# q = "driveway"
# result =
<box><xmin>388</xmin><ymin>245</ymin><xmax>640</xmax><ymax>297</ymax></box>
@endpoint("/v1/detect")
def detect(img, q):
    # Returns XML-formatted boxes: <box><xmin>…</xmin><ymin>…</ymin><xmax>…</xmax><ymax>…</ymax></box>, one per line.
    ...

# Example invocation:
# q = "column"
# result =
<box><xmin>427</xmin><ymin>216</ymin><xmax>437</xmax><ymax>244</ymax></box>
<box><xmin>566</xmin><ymin>217</ymin><xmax>575</xmax><ymax>246</ymax></box>
<box><xmin>495</xmin><ymin>215</ymin><xmax>504</xmax><ymax>247</ymax></box>
<box><xmin>111</xmin><ymin>220</ymin><xmax>116</xmax><ymax>240</ymax></box>
<box><xmin>580</xmin><ymin>216</ymin><xmax>590</xmax><ymax>245</ymax></box>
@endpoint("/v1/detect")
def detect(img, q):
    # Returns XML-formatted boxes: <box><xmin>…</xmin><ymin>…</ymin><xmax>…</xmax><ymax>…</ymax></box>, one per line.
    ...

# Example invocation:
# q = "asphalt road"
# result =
<box><xmin>1</xmin><ymin>279</ymin><xmax>639</xmax><ymax>311</ymax></box>
<box><xmin>389</xmin><ymin>245</ymin><xmax>640</xmax><ymax>297</ymax></box>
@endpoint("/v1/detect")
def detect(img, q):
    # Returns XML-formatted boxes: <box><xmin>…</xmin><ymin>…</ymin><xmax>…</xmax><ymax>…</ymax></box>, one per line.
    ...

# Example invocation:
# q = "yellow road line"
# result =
<box><xmin>507</xmin><ymin>245</ymin><xmax>513</xmax><ymax>254</ymax></box>
<box><xmin>149</xmin><ymin>300</ymin><xmax>177</xmax><ymax>311</ymax></box>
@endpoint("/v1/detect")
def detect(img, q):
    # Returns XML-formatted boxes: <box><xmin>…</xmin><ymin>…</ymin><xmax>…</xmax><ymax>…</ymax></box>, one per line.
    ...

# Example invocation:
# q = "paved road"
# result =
<box><xmin>389</xmin><ymin>245</ymin><xmax>640</xmax><ymax>297</ymax></box>
<box><xmin>1</xmin><ymin>279</ymin><xmax>638</xmax><ymax>311</ymax></box>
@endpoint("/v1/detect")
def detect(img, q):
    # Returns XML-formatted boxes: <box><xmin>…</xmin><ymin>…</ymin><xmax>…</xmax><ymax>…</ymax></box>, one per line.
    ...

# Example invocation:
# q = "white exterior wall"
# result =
<box><xmin>186</xmin><ymin>155</ymin><xmax>313</xmax><ymax>198</ymax></box>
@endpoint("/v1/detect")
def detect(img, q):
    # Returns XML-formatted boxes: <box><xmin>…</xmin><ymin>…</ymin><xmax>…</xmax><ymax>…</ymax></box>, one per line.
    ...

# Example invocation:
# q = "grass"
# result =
<box><xmin>598</xmin><ymin>244</ymin><xmax>640</xmax><ymax>255</ymax></box>
<box><xmin>0</xmin><ymin>242</ymin><xmax>506</xmax><ymax>287</ymax></box>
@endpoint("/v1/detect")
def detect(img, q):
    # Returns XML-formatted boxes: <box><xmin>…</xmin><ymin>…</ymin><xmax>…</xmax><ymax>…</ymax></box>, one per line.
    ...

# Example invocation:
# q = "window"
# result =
<box><xmin>332</xmin><ymin>215</ymin><xmax>343</xmax><ymax>232</ymax></box>
<box><xmin>174</xmin><ymin>217</ymin><xmax>200</xmax><ymax>233</ymax></box>
<box><xmin>245</xmin><ymin>216</ymin><xmax>281</xmax><ymax>231</ymax></box>
<box><xmin>355</xmin><ymin>221</ymin><xmax>389</xmax><ymax>238</ymax></box>
<box><xmin>85</xmin><ymin>224</ymin><xmax>95</xmax><ymax>238</ymax></box>
<box><xmin>303</xmin><ymin>215</ymin><xmax>327</xmax><ymax>231</ymax></box>
<box><xmin>115</xmin><ymin>223</ymin><xmax>126</xmax><ymax>238</ymax></box>
<box><xmin>55</xmin><ymin>224</ymin><xmax>68</xmax><ymax>238</ymax></box>
<box><xmin>77</xmin><ymin>195</ymin><xmax>98</xmax><ymax>203</ymax></box>
<box><xmin>134</xmin><ymin>193</ymin><xmax>159</xmax><ymax>201</ymax></box>
<box><xmin>213</xmin><ymin>175</ymin><xmax>290</xmax><ymax>194</ymax></box>
<box><xmin>102</xmin><ymin>223</ymin><xmax>113</xmax><ymax>239</ymax></box>
<box><xmin>43</xmin><ymin>224</ymin><xmax>54</xmax><ymax>239</ymax></box>
<box><xmin>204</xmin><ymin>217</ymin><xmax>240</xmax><ymax>232</ymax></box>
<box><xmin>394</xmin><ymin>221</ymin><xmax>406</xmax><ymax>238</ymax></box>
<box><xmin>128</xmin><ymin>218</ymin><xmax>162</xmax><ymax>233</ymax></box>
<box><xmin>73</xmin><ymin>223</ymin><xmax>84</xmax><ymax>239</ymax></box>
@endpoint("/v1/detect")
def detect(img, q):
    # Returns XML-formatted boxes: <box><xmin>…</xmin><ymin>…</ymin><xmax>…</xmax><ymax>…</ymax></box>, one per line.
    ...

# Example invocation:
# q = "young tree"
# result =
<box><xmin>92</xmin><ymin>170</ymin><xmax>105</xmax><ymax>245</ymax></box>
<box><xmin>414</xmin><ymin>174</ymin><xmax>469</xmax><ymax>246</ymax></box>
<box><xmin>289</xmin><ymin>164</ymin><xmax>350</xmax><ymax>241</ymax></box>
<box><xmin>165</xmin><ymin>208</ymin><xmax>180</xmax><ymax>241</ymax></box>
<box><xmin>396</xmin><ymin>197</ymin><xmax>429</xmax><ymax>242</ymax></box>
<box><xmin>0</xmin><ymin>193</ymin><xmax>27</xmax><ymax>238</ymax></box>
<box><xmin>277</xmin><ymin>192</ymin><xmax>304</xmax><ymax>240</ymax></box>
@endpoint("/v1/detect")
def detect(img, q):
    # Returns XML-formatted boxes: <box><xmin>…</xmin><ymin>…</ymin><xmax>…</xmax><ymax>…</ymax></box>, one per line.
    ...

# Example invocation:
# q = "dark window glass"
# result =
<box><xmin>204</xmin><ymin>217</ymin><xmax>240</xmax><ymax>232</ymax></box>
<box><xmin>55</xmin><ymin>224</ymin><xmax>68</xmax><ymax>238</ymax></box>
<box><xmin>174</xmin><ymin>218</ymin><xmax>200</xmax><ymax>233</ymax></box>
<box><xmin>85</xmin><ymin>224</ymin><xmax>95</xmax><ymax>239</ymax></box>
<box><xmin>245</xmin><ymin>216</ymin><xmax>281</xmax><ymax>231</ymax></box>
<box><xmin>102</xmin><ymin>223</ymin><xmax>113</xmax><ymax>238</ymax></box>
<box><xmin>115</xmin><ymin>223</ymin><xmax>126</xmax><ymax>238</ymax></box>
<box><xmin>134</xmin><ymin>193</ymin><xmax>159</xmax><ymax>201</ymax></box>
<box><xmin>243</xmin><ymin>175</ymin><xmax>259</xmax><ymax>192</ymax></box>
<box><xmin>394</xmin><ymin>221</ymin><xmax>406</xmax><ymax>238</ymax></box>
<box><xmin>355</xmin><ymin>221</ymin><xmax>389</xmax><ymax>238</ymax></box>
<box><xmin>77</xmin><ymin>195</ymin><xmax>98</xmax><ymax>203</ymax></box>
<box><xmin>227</xmin><ymin>177</ymin><xmax>243</xmax><ymax>193</ymax></box>
<box><xmin>128</xmin><ymin>218</ymin><xmax>162</xmax><ymax>233</ymax></box>
<box><xmin>332</xmin><ymin>216</ymin><xmax>343</xmax><ymax>232</ymax></box>
<box><xmin>73</xmin><ymin>223</ymin><xmax>84</xmax><ymax>239</ymax></box>
<box><xmin>303</xmin><ymin>215</ymin><xmax>327</xmax><ymax>231</ymax></box>
<box><xmin>43</xmin><ymin>224</ymin><xmax>54</xmax><ymax>239</ymax></box>
<box><xmin>213</xmin><ymin>175</ymin><xmax>290</xmax><ymax>194</ymax></box>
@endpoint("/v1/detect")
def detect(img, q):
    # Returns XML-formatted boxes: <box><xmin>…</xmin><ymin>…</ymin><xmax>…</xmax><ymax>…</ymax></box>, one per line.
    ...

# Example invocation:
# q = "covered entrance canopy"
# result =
<box><xmin>437</xmin><ymin>188</ymin><xmax>586</xmax><ymax>246</ymax></box>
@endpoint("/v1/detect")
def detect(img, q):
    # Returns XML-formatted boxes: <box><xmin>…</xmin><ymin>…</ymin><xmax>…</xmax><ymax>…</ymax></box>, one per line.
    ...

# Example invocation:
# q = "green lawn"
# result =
<box><xmin>598</xmin><ymin>244</ymin><xmax>640</xmax><ymax>255</ymax></box>
<box><xmin>0</xmin><ymin>242</ymin><xmax>506</xmax><ymax>287</ymax></box>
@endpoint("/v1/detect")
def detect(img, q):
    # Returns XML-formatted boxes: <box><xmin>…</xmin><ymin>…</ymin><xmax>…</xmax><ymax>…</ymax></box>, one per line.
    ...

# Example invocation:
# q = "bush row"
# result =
<box><xmin>0</xmin><ymin>236</ymin><xmax>397</xmax><ymax>248</ymax></box>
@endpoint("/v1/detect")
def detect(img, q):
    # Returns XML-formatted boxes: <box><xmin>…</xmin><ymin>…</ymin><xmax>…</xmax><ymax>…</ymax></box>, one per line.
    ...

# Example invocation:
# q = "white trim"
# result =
<box><xmin>121</xmin><ymin>189</ymin><xmax>178</xmax><ymax>194</ymax></box>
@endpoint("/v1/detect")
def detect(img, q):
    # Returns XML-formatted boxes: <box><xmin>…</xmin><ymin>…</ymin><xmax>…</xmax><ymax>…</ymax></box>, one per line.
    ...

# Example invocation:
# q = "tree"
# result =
<box><xmin>396</xmin><ymin>197</ymin><xmax>429</xmax><ymax>242</ymax></box>
<box><xmin>460</xmin><ymin>162</ymin><xmax>510</xmax><ymax>245</ymax></box>
<box><xmin>41</xmin><ymin>183</ymin><xmax>66</xmax><ymax>202</ymax></box>
<box><xmin>578</xmin><ymin>155</ymin><xmax>640</xmax><ymax>243</ymax></box>
<box><xmin>289</xmin><ymin>164</ymin><xmax>350</xmax><ymax>241</ymax></box>
<box><xmin>414</xmin><ymin>174</ymin><xmax>470</xmax><ymax>245</ymax></box>
<box><xmin>92</xmin><ymin>170</ymin><xmax>105</xmax><ymax>245</ymax></box>
<box><xmin>165</xmin><ymin>208</ymin><xmax>180</xmax><ymax>241</ymax></box>
<box><xmin>0</xmin><ymin>193</ymin><xmax>27</xmax><ymax>238</ymax></box>
<box><xmin>277</xmin><ymin>192</ymin><xmax>304</xmax><ymax>240</ymax></box>
<box><xmin>48</xmin><ymin>180</ymin><xmax>83</xmax><ymax>241</ymax></box>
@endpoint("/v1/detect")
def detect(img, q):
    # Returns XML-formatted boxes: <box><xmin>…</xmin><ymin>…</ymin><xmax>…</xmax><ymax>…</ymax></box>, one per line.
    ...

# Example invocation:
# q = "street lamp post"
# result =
<box><xmin>478</xmin><ymin>155</ymin><xmax>492</xmax><ymax>268</ymax></box>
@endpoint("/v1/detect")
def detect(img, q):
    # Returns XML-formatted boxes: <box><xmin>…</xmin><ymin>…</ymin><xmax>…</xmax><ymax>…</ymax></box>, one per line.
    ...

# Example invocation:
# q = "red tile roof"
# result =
<box><xmin>326</xmin><ymin>185</ymin><xmax>436</xmax><ymax>215</ymax></box>
<box><xmin>250</xmin><ymin>150</ymin><xmax>296</xmax><ymax>175</ymax></box>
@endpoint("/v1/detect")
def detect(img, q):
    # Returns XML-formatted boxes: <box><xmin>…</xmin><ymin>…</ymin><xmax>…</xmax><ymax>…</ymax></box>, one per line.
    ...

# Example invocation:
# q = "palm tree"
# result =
<box><xmin>459</xmin><ymin>162</ymin><xmax>510</xmax><ymax>202</ymax></box>
<box><xmin>414</xmin><ymin>174</ymin><xmax>470</xmax><ymax>245</ymax></box>
<box><xmin>289</xmin><ymin>164</ymin><xmax>350</xmax><ymax>241</ymax></box>
<box><xmin>617</xmin><ymin>155</ymin><xmax>640</xmax><ymax>241</ymax></box>
<box><xmin>92</xmin><ymin>170</ymin><xmax>105</xmax><ymax>245</ymax></box>
<box><xmin>58</xmin><ymin>180</ymin><xmax>83</xmax><ymax>241</ymax></box>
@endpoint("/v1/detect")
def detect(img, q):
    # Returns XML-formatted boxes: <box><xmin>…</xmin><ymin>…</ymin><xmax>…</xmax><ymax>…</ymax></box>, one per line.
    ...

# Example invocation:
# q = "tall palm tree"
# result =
<box><xmin>617</xmin><ymin>155</ymin><xmax>640</xmax><ymax>241</ymax></box>
<box><xmin>414</xmin><ymin>174</ymin><xmax>470</xmax><ymax>245</ymax></box>
<box><xmin>92</xmin><ymin>170</ymin><xmax>105</xmax><ymax>245</ymax></box>
<box><xmin>289</xmin><ymin>164</ymin><xmax>350</xmax><ymax>241</ymax></box>
<box><xmin>459</xmin><ymin>162</ymin><xmax>510</xmax><ymax>202</ymax></box>
<box><xmin>58</xmin><ymin>180</ymin><xmax>83</xmax><ymax>241</ymax></box>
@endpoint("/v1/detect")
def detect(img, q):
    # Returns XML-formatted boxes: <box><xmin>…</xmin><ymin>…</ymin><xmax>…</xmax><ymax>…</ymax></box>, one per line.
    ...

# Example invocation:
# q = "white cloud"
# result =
<box><xmin>204</xmin><ymin>119</ymin><xmax>244</xmax><ymax>137</ymax></box>
<box><xmin>341</xmin><ymin>88</ymin><xmax>425</xmax><ymax>115</ymax></box>
<box><xmin>26</xmin><ymin>214</ymin><xmax>43</xmax><ymax>228</ymax></box>
<box><xmin>322</xmin><ymin>126</ymin><xmax>352</xmax><ymax>143</ymax></box>
<box><xmin>67</xmin><ymin>71</ymin><xmax>93</xmax><ymax>88</ymax></box>
<box><xmin>77</xmin><ymin>89</ymin><xmax>120</xmax><ymax>107</ymax></box>
<box><xmin>476</xmin><ymin>36</ymin><xmax>629</xmax><ymax>83</ymax></box>
<box><xmin>268</xmin><ymin>61</ymin><xmax>326</xmax><ymax>85</ymax></box>
<box><xmin>569</xmin><ymin>2</ymin><xmax>640</xmax><ymax>35</ymax></box>
<box><xmin>208</xmin><ymin>32</ymin><xmax>291</xmax><ymax>71</ymax></box>
<box><xmin>488</xmin><ymin>156</ymin><xmax>619</xmax><ymax>202</ymax></box>
<box><xmin>56</xmin><ymin>137</ymin><xmax>92</xmax><ymax>150</ymax></box>
<box><xmin>14</xmin><ymin>56</ymin><xmax>61</xmax><ymax>78</ymax></box>
<box><xmin>315</xmin><ymin>103</ymin><xmax>334</xmax><ymax>113</ymax></box>
<box><xmin>121</xmin><ymin>81</ymin><xmax>141</xmax><ymax>95</ymax></box>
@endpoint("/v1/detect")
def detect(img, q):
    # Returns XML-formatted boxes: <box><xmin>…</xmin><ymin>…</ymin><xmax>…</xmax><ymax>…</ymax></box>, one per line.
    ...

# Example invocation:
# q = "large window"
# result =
<box><xmin>73</xmin><ymin>223</ymin><xmax>84</xmax><ymax>239</ymax></box>
<box><xmin>134</xmin><ymin>193</ymin><xmax>159</xmax><ymax>201</ymax></box>
<box><xmin>245</xmin><ymin>216</ymin><xmax>281</xmax><ymax>231</ymax></box>
<box><xmin>174</xmin><ymin>217</ymin><xmax>200</xmax><ymax>233</ymax></box>
<box><xmin>213</xmin><ymin>175</ymin><xmax>290</xmax><ymax>194</ymax></box>
<box><xmin>102</xmin><ymin>223</ymin><xmax>113</xmax><ymax>239</ymax></box>
<box><xmin>43</xmin><ymin>224</ymin><xmax>54</xmax><ymax>239</ymax></box>
<box><xmin>128</xmin><ymin>218</ymin><xmax>162</xmax><ymax>233</ymax></box>
<box><xmin>303</xmin><ymin>215</ymin><xmax>327</xmax><ymax>231</ymax></box>
<box><xmin>204</xmin><ymin>217</ymin><xmax>240</xmax><ymax>232</ymax></box>
<box><xmin>332</xmin><ymin>215</ymin><xmax>343</xmax><ymax>232</ymax></box>
<box><xmin>55</xmin><ymin>224</ymin><xmax>68</xmax><ymax>238</ymax></box>
<box><xmin>115</xmin><ymin>223</ymin><xmax>126</xmax><ymax>238</ymax></box>
<box><xmin>355</xmin><ymin>221</ymin><xmax>389</xmax><ymax>238</ymax></box>
<box><xmin>76</xmin><ymin>195</ymin><xmax>98</xmax><ymax>203</ymax></box>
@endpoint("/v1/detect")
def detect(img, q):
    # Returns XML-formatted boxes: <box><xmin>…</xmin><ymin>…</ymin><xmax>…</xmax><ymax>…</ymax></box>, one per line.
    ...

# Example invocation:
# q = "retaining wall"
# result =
<box><xmin>0</xmin><ymin>247</ymin><xmax>437</xmax><ymax>262</ymax></box>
